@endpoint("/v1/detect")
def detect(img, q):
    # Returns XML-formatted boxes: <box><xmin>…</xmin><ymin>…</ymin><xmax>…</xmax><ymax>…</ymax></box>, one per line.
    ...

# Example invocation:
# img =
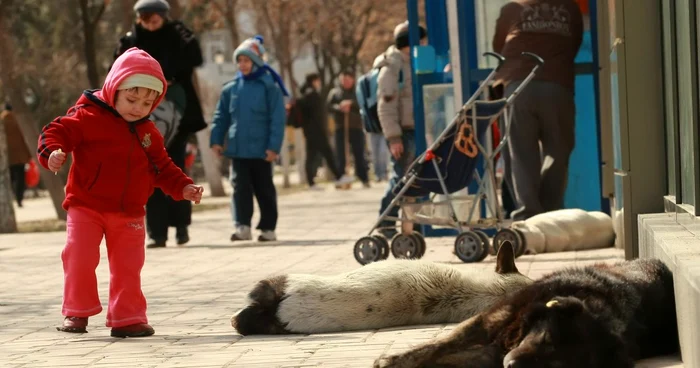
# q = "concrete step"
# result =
<box><xmin>639</xmin><ymin>213</ymin><xmax>700</xmax><ymax>368</ymax></box>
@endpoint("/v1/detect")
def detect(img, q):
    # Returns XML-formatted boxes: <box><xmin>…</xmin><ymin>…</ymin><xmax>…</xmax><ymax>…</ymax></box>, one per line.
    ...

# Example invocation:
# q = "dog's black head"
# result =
<box><xmin>503</xmin><ymin>296</ymin><xmax>633</xmax><ymax>368</ymax></box>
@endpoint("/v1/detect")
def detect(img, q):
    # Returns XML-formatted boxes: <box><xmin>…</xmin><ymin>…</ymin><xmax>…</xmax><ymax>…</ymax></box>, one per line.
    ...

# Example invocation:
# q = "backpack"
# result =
<box><xmin>150</xmin><ymin>84</ymin><xmax>186</xmax><ymax>147</ymax></box>
<box><xmin>151</xmin><ymin>100</ymin><xmax>182</xmax><ymax>148</ymax></box>
<box><xmin>355</xmin><ymin>59</ymin><xmax>404</xmax><ymax>134</ymax></box>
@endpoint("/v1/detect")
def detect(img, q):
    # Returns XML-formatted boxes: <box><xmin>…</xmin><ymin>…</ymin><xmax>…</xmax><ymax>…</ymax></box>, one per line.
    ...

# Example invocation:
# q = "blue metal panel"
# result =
<box><xmin>407</xmin><ymin>0</ymin><xmax>426</xmax><ymax>157</ymax></box>
<box><xmin>565</xmin><ymin>29</ymin><xmax>603</xmax><ymax>212</ymax></box>
<box><xmin>406</xmin><ymin>0</ymin><xmax>427</xmax><ymax>235</ymax></box>
<box><xmin>457</xmin><ymin>0</ymin><xmax>478</xmax><ymax>105</ymax></box>
<box><xmin>588</xmin><ymin>0</ymin><xmax>610</xmax><ymax>214</ymax></box>
<box><xmin>457</xmin><ymin>0</ymin><xmax>490</xmax><ymax>221</ymax></box>
<box><xmin>425</xmin><ymin>0</ymin><xmax>450</xmax><ymax>57</ymax></box>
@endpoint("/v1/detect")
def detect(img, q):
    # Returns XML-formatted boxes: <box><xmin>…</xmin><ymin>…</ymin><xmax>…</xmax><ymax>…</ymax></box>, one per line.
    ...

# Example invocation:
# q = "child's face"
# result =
<box><xmin>114</xmin><ymin>87</ymin><xmax>159</xmax><ymax>122</ymax></box>
<box><xmin>237</xmin><ymin>55</ymin><xmax>253</xmax><ymax>75</ymax></box>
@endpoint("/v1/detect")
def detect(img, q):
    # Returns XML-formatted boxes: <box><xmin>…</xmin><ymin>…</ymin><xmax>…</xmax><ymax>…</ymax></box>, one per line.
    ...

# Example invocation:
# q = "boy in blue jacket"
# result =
<box><xmin>210</xmin><ymin>36</ymin><xmax>287</xmax><ymax>242</ymax></box>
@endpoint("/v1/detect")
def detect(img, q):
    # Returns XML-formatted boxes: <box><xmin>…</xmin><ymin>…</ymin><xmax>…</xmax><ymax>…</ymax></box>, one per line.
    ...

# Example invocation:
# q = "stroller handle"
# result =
<box><xmin>483</xmin><ymin>52</ymin><xmax>506</xmax><ymax>71</ymax></box>
<box><xmin>521</xmin><ymin>52</ymin><xmax>544</xmax><ymax>66</ymax></box>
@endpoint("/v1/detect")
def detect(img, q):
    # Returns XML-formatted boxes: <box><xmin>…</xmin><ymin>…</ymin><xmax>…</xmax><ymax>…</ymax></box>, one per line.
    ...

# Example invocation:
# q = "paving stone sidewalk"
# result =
<box><xmin>0</xmin><ymin>183</ymin><xmax>680</xmax><ymax>367</ymax></box>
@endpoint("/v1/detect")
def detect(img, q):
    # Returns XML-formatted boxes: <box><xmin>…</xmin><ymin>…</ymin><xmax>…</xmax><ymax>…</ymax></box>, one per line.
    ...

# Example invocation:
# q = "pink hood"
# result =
<box><xmin>97</xmin><ymin>47</ymin><xmax>167</xmax><ymax>115</ymax></box>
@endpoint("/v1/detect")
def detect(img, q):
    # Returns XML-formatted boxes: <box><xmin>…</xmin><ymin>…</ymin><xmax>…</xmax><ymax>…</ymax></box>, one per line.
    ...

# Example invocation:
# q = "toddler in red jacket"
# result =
<box><xmin>37</xmin><ymin>47</ymin><xmax>203</xmax><ymax>338</ymax></box>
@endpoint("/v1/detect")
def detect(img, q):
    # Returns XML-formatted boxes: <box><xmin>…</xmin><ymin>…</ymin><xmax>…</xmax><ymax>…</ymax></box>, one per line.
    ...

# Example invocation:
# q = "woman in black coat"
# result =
<box><xmin>298</xmin><ymin>73</ymin><xmax>352</xmax><ymax>189</ymax></box>
<box><xmin>114</xmin><ymin>0</ymin><xmax>207</xmax><ymax>248</ymax></box>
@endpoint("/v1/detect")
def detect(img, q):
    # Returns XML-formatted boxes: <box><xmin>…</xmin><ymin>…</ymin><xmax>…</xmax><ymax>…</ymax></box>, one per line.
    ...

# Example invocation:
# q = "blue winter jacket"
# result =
<box><xmin>210</xmin><ymin>72</ymin><xmax>285</xmax><ymax>159</ymax></box>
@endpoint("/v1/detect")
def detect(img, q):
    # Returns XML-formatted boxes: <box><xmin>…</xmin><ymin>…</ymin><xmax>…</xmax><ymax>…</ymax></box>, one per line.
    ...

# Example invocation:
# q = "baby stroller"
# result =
<box><xmin>353</xmin><ymin>52</ymin><xmax>544</xmax><ymax>265</ymax></box>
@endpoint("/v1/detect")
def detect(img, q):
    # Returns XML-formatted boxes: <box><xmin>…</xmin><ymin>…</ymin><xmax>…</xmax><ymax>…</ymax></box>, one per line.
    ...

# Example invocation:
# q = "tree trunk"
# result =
<box><xmin>0</xmin><ymin>10</ymin><xmax>68</xmax><ymax>221</ymax></box>
<box><xmin>120</xmin><ymin>0</ymin><xmax>135</xmax><ymax>33</ymax></box>
<box><xmin>191</xmin><ymin>70</ymin><xmax>225</xmax><ymax>197</ymax></box>
<box><xmin>78</xmin><ymin>0</ymin><xmax>108</xmax><ymax>89</ymax></box>
<box><xmin>167</xmin><ymin>0</ymin><xmax>183</xmax><ymax>19</ymax></box>
<box><xmin>224</xmin><ymin>0</ymin><xmax>240</xmax><ymax>47</ymax></box>
<box><xmin>0</xmin><ymin>118</ymin><xmax>18</xmax><ymax>233</ymax></box>
<box><xmin>284</xmin><ymin>62</ymin><xmax>297</xmax><ymax>98</ymax></box>
<box><xmin>83</xmin><ymin>29</ymin><xmax>100</xmax><ymax>87</ymax></box>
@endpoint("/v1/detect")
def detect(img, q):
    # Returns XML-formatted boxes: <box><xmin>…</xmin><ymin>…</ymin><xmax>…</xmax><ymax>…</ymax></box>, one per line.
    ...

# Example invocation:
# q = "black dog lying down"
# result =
<box><xmin>374</xmin><ymin>258</ymin><xmax>679</xmax><ymax>368</ymax></box>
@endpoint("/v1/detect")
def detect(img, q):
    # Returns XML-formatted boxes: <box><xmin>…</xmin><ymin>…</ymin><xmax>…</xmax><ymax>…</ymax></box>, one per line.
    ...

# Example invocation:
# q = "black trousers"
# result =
<box><xmin>305</xmin><ymin>135</ymin><xmax>341</xmax><ymax>186</ymax></box>
<box><xmin>9</xmin><ymin>163</ymin><xmax>26</xmax><ymax>206</ymax></box>
<box><xmin>146</xmin><ymin>132</ymin><xmax>191</xmax><ymax>241</ymax></box>
<box><xmin>231</xmin><ymin>158</ymin><xmax>278</xmax><ymax>231</ymax></box>
<box><xmin>335</xmin><ymin>127</ymin><xmax>369</xmax><ymax>183</ymax></box>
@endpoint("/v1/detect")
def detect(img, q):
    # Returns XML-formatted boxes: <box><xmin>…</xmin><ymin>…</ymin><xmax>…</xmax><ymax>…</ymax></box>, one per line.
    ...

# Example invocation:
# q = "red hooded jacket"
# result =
<box><xmin>37</xmin><ymin>47</ymin><xmax>194</xmax><ymax>217</ymax></box>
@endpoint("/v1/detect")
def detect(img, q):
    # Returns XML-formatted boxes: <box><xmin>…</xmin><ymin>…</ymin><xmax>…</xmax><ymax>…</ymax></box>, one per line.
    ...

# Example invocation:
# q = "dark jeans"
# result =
<box><xmin>146</xmin><ymin>132</ymin><xmax>191</xmax><ymax>241</ymax></box>
<box><xmin>9</xmin><ymin>163</ymin><xmax>25</xmax><ymax>206</ymax></box>
<box><xmin>379</xmin><ymin>130</ymin><xmax>416</xmax><ymax>230</ymax></box>
<box><xmin>231</xmin><ymin>158</ymin><xmax>278</xmax><ymax>231</ymax></box>
<box><xmin>503</xmin><ymin>80</ymin><xmax>576</xmax><ymax>221</ymax></box>
<box><xmin>335</xmin><ymin>127</ymin><xmax>369</xmax><ymax>183</ymax></box>
<box><xmin>305</xmin><ymin>135</ymin><xmax>341</xmax><ymax>186</ymax></box>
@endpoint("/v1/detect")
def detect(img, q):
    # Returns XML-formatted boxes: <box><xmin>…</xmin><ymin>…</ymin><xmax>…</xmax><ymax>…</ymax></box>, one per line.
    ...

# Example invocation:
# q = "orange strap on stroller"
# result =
<box><xmin>454</xmin><ymin>120</ymin><xmax>479</xmax><ymax>158</ymax></box>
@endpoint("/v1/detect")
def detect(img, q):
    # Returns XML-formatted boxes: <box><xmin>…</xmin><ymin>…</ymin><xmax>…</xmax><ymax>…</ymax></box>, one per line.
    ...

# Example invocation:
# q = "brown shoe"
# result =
<box><xmin>110</xmin><ymin>323</ymin><xmax>154</xmax><ymax>338</ymax></box>
<box><xmin>57</xmin><ymin>316</ymin><xmax>88</xmax><ymax>333</ymax></box>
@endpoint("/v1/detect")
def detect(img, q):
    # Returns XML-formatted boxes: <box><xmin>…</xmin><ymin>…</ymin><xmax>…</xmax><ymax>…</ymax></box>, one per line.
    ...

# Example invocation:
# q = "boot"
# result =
<box><xmin>176</xmin><ymin>227</ymin><xmax>189</xmax><ymax>245</ymax></box>
<box><xmin>110</xmin><ymin>323</ymin><xmax>155</xmax><ymax>338</ymax></box>
<box><xmin>147</xmin><ymin>239</ymin><xmax>166</xmax><ymax>248</ymax></box>
<box><xmin>56</xmin><ymin>316</ymin><xmax>88</xmax><ymax>333</ymax></box>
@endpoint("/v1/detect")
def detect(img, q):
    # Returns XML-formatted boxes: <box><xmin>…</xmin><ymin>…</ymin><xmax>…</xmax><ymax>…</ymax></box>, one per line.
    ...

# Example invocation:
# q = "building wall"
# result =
<box><xmin>606</xmin><ymin>1</ymin><xmax>700</xmax><ymax>366</ymax></box>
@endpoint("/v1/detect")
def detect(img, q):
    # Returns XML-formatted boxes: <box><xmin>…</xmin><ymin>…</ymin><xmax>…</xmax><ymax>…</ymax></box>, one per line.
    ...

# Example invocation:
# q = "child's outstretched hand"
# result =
<box><xmin>49</xmin><ymin>149</ymin><xmax>66</xmax><ymax>173</ymax></box>
<box><xmin>183</xmin><ymin>184</ymin><xmax>204</xmax><ymax>204</ymax></box>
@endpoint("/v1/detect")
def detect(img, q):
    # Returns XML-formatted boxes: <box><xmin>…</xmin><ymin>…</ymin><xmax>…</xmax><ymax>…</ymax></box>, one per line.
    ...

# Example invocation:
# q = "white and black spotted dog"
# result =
<box><xmin>231</xmin><ymin>242</ymin><xmax>533</xmax><ymax>335</ymax></box>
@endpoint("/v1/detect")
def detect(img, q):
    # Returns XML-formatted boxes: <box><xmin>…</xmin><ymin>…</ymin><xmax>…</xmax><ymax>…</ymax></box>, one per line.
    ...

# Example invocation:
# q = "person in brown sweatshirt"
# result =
<box><xmin>1</xmin><ymin>103</ymin><xmax>32</xmax><ymax>207</ymax></box>
<box><xmin>493</xmin><ymin>0</ymin><xmax>583</xmax><ymax>221</ymax></box>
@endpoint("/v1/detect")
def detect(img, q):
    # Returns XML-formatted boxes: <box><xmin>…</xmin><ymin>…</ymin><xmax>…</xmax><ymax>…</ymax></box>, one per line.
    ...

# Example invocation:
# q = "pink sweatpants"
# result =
<box><xmin>62</xmin><ymin>206</ymin><xmax>148</xmax><ymax>328</ymax></box>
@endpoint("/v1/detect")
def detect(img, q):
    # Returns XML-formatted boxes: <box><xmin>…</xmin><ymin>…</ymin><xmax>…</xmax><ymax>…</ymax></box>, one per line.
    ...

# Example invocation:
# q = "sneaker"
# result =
<box><xmin>334</xmin><ymin>175</ymin><xmax>354</xmax><ymax>188</ymax></box>
<box><xmin>258</xmin><ymin>230</ymin><xmax>277</xmax><ymax>242</ymax></box>
<box><xmin>57</xmin><ymin>316</ymin><xmax>88</xmax><ymax>333</ymax></box>
<box><xmin>230</xmin><ymin>225</ymin><xmax>252</xmax><ymax>241</ymax></box>
<box><xmin>308</xmin><ymin>185</ymin><xmax>325</xmax><ymax>191</ymax></box>
<box><xmin>110</xmin><ymin>323</ymin><xmax>155</xmax><ymax>338</ymax></box>
<box><xmin>362</xmin><ymin>181</ymin><xmax>371</xmax><ymax>189</ymax></box>
<box><xmin>176</xmin><ymin>227</ymin><xmax>189</xmax><ymax>245</ymax></box>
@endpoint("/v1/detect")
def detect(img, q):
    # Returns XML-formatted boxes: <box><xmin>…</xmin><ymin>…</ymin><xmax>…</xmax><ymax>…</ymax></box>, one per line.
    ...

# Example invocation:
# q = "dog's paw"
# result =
<box><xmin>373</xmin><ymin>355</ymin><xmax>393</xmax><ymax>368</ymax></box>
<box><xmin>373</xmin><ymin>354</ymin><xmax>414</xmax><ymax>368</ymax></box>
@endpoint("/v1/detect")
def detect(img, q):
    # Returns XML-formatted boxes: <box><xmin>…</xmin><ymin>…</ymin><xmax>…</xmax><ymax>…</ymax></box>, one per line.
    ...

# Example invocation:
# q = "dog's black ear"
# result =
<box><xmin>495</xmin><ymin>241</ymin><xmax>519</xmax><ymax>274</ymax></box>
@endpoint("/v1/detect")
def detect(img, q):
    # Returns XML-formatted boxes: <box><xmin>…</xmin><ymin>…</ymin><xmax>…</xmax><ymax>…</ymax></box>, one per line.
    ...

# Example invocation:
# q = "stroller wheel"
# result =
<box><xmin>471</xmin><ymin>230</ymin><xmax>491</xmax><ymax>261</ymax></box>
<box><xmin>410</xmin><ymin>232</ymin><xmax>427</xmax><ymax>258</ymax></box>
<box><xmin>493</xmin><ymin>228</ymin><xmax>524</xmax><ymax>258</ymax></box>
<box><xmin>512</xmin><ymin>229</ymin><xmax>527</xmax><ymax>257</ymax></box>
<box><xmin>354</xmin><ymin>236</ymin><xmax>384</xmax><ymax>265</ymax></box>
<box><xmin>373</xmin><ymin>235</ymin><xmax>391</xmax><ymax>260</ymax></box>
<box><xmin>454</xmin><ymin>231</ymin><xmax>487</xmax><ymax>263</ymax></box>
<box><xmin>390</xmin><ymin>233</ymin><xmax>423</xmax><ymax>259</ymax></box>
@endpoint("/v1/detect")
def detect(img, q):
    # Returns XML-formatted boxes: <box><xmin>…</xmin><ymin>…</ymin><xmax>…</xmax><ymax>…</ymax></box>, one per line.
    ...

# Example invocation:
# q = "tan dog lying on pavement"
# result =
<box><xmin>511</xmin><ymin>208</ymin><xmax>615</xmax><ymax>254</ymax></box>
<box><xmin>231</xmin><ymin>242</ymin><xmax>533</xmax><ymax>335</ymax></box>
